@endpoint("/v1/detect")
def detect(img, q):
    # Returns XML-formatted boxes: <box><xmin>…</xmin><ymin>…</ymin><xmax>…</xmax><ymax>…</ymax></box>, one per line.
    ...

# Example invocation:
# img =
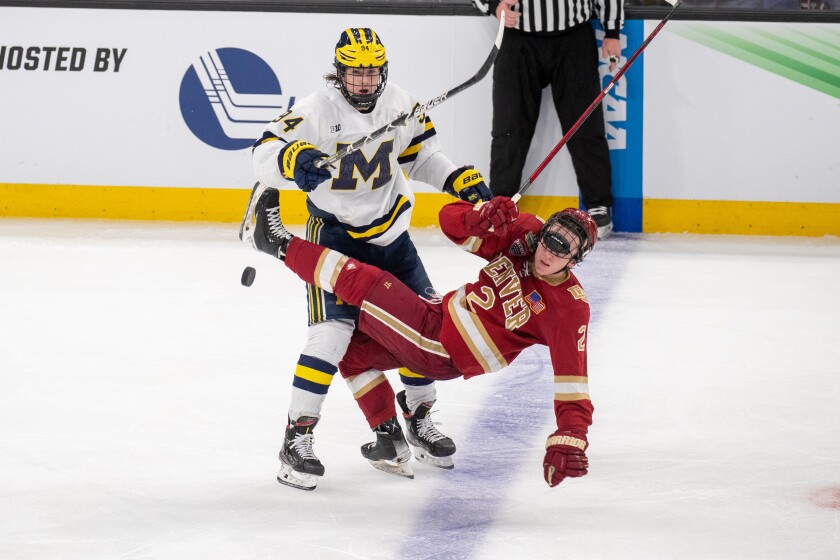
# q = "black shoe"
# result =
<box><xmin>279</xmin><ymin>416</ymin><xmax>325</xmax><ymax>477</ymax></box>
<box><xmin>397</xmin><ymin>390</ymin><xmax>456</xmax><ymax>468</ymax></box>
<box><xmin>253</xmin><ymin>188</ymin><xmax>294</xmax><ymax>260</ymax></box>
<box><xmin>361</xmin><ymin>417</ymin><xmax>414</xmax><ymax>478</ymax></box>
<box><xmin>587</xmin><ymin>206</ymin><xmax>613</xmax><ymax>240</ymax></box>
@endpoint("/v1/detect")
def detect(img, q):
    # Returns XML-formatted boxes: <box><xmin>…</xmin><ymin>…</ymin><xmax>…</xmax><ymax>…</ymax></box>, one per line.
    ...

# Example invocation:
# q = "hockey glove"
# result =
<box><xmin>462</xmin><ymin>196</ymin><xmax>519</xmax><ymax>238</ymax></box>
<box><xmin>278</xmin><ymin>140</ymin><xmax>332</xmax><ymax>192</ymax></box>
<box><xmin>543</xmin><ymin>431</ymin><xmax>589</xmax><ymax>488</ymax></box>
<box><xmin>444</xmin><ymin>165</ymin><xmax>493</xmax><ymax>204</ymax></box>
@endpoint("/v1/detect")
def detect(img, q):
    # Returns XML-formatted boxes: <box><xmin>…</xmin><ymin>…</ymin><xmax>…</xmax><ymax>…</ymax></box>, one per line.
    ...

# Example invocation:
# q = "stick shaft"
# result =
<box><xmin>517</xmin><ymin>0</ymin><xmax>683</xmax><ymax>199</ymax></box>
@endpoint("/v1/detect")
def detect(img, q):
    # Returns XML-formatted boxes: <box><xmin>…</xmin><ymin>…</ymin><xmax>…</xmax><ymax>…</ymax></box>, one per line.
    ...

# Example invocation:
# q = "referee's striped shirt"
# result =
<box><xmin>472</xmin><ymin>0</ymin><xmax>624</xmax><ymax>37</ymax></box>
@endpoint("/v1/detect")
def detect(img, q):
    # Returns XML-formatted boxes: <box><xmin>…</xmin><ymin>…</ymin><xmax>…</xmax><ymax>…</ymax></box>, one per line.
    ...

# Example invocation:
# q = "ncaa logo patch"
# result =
<box><xmin>179</xmin><ymin>48</ymin><xmax>295</xmax><ymax>150</ymax></box>
<box><xmin>509</xmin><ymin>238</ymin><xmax>528</xmax><ymax>257</ymax></box>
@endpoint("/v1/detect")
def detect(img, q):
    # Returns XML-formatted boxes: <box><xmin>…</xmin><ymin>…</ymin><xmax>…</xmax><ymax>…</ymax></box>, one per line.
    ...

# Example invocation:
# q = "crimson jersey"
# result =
<box><xmin>438</xmin><ymin>201</ymin><xmax>593</xmax><ymax>434</ymax></box>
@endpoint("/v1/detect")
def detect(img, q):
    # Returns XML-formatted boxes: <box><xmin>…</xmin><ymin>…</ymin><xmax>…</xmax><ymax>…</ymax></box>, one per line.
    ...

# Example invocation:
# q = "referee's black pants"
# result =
<box><xmin>489</xmin><ymin>23</ymin><xmax>613</xmax><ymax>210</ymax></box>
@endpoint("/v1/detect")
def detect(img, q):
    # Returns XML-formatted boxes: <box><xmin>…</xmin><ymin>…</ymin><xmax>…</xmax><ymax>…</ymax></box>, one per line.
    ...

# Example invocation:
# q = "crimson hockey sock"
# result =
<box><xmin>347</xmin><ymin>373</ymin><xmax>398</xmax><ymax>428</ymax></box>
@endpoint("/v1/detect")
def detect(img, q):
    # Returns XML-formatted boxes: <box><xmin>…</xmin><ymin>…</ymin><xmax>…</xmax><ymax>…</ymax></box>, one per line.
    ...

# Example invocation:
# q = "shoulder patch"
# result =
<box><xmin>510</xmin><ymin>232</ymin><xmax>538</xmax><ymax>257</ymax></box>
<box><xmin>526</xmin><ymin>231</ymin><xmax>539</xmax><ymax>253</ymax></box>
<box><xmin>567</xmin><ymin>285</ymin><xmax>589</xmax><ymax>303</ymax></box>
<box><xmin>508</xmin><ymin>238</ymin><xmax>528</xmax><ymax>257</ymax></box>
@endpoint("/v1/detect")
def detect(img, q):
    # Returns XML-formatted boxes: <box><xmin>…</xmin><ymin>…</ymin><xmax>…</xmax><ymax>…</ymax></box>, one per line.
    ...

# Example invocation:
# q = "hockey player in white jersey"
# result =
<box><xmin>252</xmin><ymin>27</ymin><xmax>492</xmax><ymax>490</ymax></box>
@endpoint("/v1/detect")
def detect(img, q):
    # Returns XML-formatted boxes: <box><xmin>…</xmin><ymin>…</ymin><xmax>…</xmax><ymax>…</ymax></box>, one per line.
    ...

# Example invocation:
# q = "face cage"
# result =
<box><xmin>539</xmin><ymin>215</ymin><xmax>591</xmax><ymax>265</ymax></box>
<box><xmin>335</xmin><ymin>62</ymin><xmax>388</xmax><ymax>109</ymax></box>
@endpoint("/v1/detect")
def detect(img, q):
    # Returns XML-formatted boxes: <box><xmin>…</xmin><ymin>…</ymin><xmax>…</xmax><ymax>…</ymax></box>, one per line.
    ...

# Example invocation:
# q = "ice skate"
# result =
<box><xmin>397</xmin><ymin>390</ymin><xmax>456</xmax><ymax>469</ymax></box>
<box><xmin>587</xmin><ymin>206</ymin><xmax>613</xmax><ymax>240</ymax></box>
<box><xmin>238</xmin><ymin>181</ymin><xmax>268</xmax><ymax>245</ymax></box>
<box><xmin>360</xmin><ymin>417</ymin><xmax>414</xmax><ymax>479</ymax></box>
<box><xmin>277</xmin><ymin>416</ymin><xmax>325</xmax><ymax>491</ymax></box>
<box><xmin>240</xmin><ymin>183</ymin><xmax>294</xmax><ymax>260</ymax></box>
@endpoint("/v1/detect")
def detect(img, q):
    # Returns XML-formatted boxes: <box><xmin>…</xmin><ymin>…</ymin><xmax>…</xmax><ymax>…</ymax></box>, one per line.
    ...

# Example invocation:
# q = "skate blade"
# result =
<box><xmin>366</xmin><ymin>459</ymin><xmax>415</xmax><ymax>479</ymax></box>
<box><xmin>412</xmin><ymin>449</ymin><xmax>455</xmax><ymax>470</ymax></box>
<box><xmin>238</xmin><ymin>181</ymin><xmax>268</xmax><ymax>245</ymax></box>
<box><xmin>276</xmin><ymin>463</ymin><xmax>319</xmax><ymax>491</ymax></box>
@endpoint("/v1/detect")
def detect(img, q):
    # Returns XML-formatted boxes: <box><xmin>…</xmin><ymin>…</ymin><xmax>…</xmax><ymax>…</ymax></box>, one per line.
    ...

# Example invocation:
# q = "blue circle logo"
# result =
<box><xmin>179</xmin><ymin>48</ymin><xmax>294</xmax><ymax>150</ymax></box>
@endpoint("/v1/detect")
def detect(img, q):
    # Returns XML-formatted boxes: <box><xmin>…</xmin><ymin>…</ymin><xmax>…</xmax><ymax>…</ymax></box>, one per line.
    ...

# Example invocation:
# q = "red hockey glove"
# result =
<box><xmin>462</xmin><ymin>196</ymin><xmax>519</xmax><ymax>237</ymax></box>
<box><xmin>543</xmin><ymin>431</ymin><xmax>589</xmax><ymax>488</ymax></box>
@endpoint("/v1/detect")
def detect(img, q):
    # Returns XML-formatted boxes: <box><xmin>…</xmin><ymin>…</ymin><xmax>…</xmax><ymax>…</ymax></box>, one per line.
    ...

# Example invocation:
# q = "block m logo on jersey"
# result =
<box><xmin>331</xmin><ymin>140</ymin><xmax>394</xmax><ymax>191</ymax></box>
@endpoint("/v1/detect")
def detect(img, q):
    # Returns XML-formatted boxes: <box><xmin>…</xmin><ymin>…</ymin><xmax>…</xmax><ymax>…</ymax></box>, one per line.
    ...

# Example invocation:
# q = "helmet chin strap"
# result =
<box><xmin>348</xmin><ymin>95</ymin><xmax>377</xmax><ymax>111</ymax></box>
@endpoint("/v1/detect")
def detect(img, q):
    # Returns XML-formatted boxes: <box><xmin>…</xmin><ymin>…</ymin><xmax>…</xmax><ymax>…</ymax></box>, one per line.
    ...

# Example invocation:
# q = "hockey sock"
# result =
<box><xmin>342</xmin><ymin>369</ymin><xmax>398</xmax><ymax>428</ymax></box>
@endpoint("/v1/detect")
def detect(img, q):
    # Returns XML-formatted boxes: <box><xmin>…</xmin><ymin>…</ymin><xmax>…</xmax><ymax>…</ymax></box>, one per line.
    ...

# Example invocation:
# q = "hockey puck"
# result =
<box><xmin>241</xmin><ymin>266</ymin><xmax>256</xmax><ymax>287</ymax></box>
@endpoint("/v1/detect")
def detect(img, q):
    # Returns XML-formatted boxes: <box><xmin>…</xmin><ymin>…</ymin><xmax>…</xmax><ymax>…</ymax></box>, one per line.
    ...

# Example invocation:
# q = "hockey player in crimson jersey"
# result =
<box><xmin>246</xmin><ymin>188</ymin><xmax>596</xmax><ymax>488</ymax></box>
<box><xmin>248</xmin><ymin>27</ymin><xmax>492</xmax><ymax>490</ymax></box>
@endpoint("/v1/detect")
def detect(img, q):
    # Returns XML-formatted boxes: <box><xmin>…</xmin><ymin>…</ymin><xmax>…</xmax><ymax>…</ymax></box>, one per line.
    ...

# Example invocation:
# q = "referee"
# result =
<box><xmin>472</xmin><ymin>0</ymin><xmax>624</xmax><ymax>239</ymax></box>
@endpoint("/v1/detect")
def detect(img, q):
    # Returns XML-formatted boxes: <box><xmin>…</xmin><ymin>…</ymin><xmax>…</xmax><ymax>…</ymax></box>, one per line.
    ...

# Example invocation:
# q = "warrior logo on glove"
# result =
<box><xmin>543</xmin><ymin>431</ymin><xmax>589</xmax><ymax>487</ymax></box>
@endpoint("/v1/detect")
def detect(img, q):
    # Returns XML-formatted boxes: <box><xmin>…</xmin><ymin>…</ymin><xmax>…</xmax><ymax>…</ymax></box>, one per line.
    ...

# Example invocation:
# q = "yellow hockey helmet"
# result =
<box><xmin>334</xmin><ymin>28</ymin><xmax>388</xmax><ymax>109</ymax></box>
<box><xmin>335</xmin><ymin>27</ymin><xmax>387</xmax><ymax>68</ymax></box>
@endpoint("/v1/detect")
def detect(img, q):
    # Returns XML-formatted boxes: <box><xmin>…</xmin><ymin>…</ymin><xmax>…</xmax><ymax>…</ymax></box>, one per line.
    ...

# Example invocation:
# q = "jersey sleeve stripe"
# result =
<box><xmin>406</xmin><ymin>123</ymin><xmax>437</xmax><ymax>148</ymax></box>
<box><xmin>554</xmin><ymin>375</ymin><xmax>588</xmax><ymax>383</ymax></box>
<box><xmin>554</xmin><ymin>382</ymin><xmax>589</xmax><ymax>395</ymax></box>
<box><xmin>397</xmin><ymin>123</ymin><xmax>437</xmax><ymax>165</ymax></box>
<box><xmin>252</xmin><ymin>131</ymin><xmax>280</xmax><ymax>149</ymax></box>
<box><xmin>398</xmin><ymin>143</ymin><xmax>421</xmax><ymax>159</ymax></box>
<box><xmin>554</xmin><ymin>392</ymin><xmax>591</xmax><ymax>402</ymax></box>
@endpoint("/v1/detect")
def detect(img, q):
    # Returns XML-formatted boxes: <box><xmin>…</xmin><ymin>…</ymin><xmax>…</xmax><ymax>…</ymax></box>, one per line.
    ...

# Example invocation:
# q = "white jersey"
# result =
<box><xmin>253</xmin><ymin>83</ymin><xmax>458</xmax><ymax>246</ymax></box>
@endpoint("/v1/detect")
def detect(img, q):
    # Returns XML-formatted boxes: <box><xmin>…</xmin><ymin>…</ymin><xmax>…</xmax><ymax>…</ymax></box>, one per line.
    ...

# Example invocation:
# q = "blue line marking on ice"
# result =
<box><xmin>398</xmin><ymin>234</ymin><xmax>639</xmax><ymax>559</ymax></box>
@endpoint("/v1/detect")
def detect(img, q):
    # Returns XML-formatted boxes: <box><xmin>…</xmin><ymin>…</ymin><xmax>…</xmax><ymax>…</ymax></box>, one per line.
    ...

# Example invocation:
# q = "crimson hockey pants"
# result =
<box><xmin>284</xmin><ymin>237</ymin><xmax>462</xmax><ymax>427</ymax></box>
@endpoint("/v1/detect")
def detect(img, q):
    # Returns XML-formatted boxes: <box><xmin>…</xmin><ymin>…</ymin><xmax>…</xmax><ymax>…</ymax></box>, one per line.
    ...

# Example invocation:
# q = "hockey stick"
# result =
<box><xmin>240</xmin><ymin>18</ymin><xmax>506</xmax><ymax>286</ymax></box>
<box><xmin>314</xmin><ymin>12</ymin><xmax>506</xmax><ymax>170</ymax></box>
<box><xmin>512</xmin><ymin>0</ymin><xmax>683</xmax><ymax>203</ymax></box>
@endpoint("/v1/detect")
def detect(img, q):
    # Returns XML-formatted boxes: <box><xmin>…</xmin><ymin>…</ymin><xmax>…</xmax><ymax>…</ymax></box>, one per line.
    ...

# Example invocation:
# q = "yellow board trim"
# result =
<box><xmin>2</xmin><ymin>184</ymin><xmax>837</xmax><ymax>237</ymax></box>
<box><xmin>0</xmin><ymin>183</ymin><xmax>251</xmax><ymax>222</ymax></box>
<box><xmin>644</xmin><ymin>198</ymin><xmax>840</xmax><ymax>237</ymax></box>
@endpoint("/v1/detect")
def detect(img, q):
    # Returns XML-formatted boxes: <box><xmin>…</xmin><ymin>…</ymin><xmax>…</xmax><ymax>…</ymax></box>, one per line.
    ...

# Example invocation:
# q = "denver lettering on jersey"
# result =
<box><xmin>483</xmin><ymin>256</ymin><xmax>530</xmax><ymax>331</ymax></box>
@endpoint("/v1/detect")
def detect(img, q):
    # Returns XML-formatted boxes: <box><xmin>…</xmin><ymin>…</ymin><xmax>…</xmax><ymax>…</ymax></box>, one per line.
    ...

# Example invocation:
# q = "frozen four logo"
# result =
<box><xmin>179</xmin><ymin>48</ymin><xmax>296</xmax><ymax>150</ymax></box>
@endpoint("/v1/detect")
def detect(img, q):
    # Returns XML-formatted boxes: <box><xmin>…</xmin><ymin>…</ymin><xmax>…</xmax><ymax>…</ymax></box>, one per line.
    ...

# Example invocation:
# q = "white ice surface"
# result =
<box><xmin>1</xmin><ymin>219</ymin><xmax>839</xmax><ymax>560</ymax></box>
